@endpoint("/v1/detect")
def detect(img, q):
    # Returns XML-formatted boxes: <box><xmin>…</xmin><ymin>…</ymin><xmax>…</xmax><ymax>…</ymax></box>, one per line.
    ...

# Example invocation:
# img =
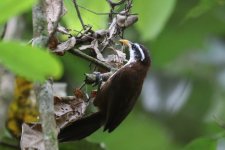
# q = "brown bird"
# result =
<box><xmin>58</xmin><ymin>39</ymin><xmax>151</xmax><ymax>142</ymax></box>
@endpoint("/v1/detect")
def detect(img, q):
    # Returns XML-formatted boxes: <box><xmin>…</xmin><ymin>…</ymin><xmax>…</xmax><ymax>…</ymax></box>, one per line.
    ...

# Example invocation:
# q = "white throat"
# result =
<box><xmin>126</xmin><ymin>43</ymin><xmax>145</xmax><ymax>65</ymax></box>
<box><xmin>127</xmin><ymin>44</ymin><xmax>136</xmax><ymax>64</ymax></box>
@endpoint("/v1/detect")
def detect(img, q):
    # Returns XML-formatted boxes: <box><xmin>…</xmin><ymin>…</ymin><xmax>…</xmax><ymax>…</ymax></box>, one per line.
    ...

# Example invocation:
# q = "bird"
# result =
<box><xmin>58</xmin><ymin>39</ymin><xmax>151</xmax><ymax>142</ymax></box>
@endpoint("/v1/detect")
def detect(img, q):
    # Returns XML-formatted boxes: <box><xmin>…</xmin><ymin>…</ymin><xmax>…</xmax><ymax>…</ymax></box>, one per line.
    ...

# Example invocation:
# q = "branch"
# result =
<box><xmin>72</xmin><ymin>0</ymin><xmax>85</xmax><ymax>30</ymax></box>
<box><xmin>35</xmin><ymin>80</ymin><xmax>58</xmax><ymax>150</ymax></box>
<box><xmin>56</xmin><ymin>8</ymin><xmax>137</xmax><ymax>71</ymax></box>
<box><xmin>85</xmin><ymin>72</ymin><xmax>113</xmax><ymax>84</ymax></box>
<box><xmin>32</xmin><ymin>1</ymin><xmax>48</xmax><ymax>46</ymax></box>
<box><xmin>32</xmin><ymin>0</ymin><xmax>64</xmax><ymax>46</ymax></box>
<box><xmin>69</xmin><ymin>48</ymin><xmax>114</xmax><ymax>71</ymax></box>
<box><xmin>77</xmin><ymin>4</ymin><xmax>122</xmax><ymax>15</ymax></box>
<box><xmin>32</xmin><ymin>0</ymin><xmax>60</xmax><ymax>149</ymax></box>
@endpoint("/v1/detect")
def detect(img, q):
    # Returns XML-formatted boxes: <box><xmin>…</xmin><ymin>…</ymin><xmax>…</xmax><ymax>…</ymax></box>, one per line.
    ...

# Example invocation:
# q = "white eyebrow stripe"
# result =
<box><xmin>135</xmin><ymin>43</ymin><xmax>145</xmax><ymax>61</ymax></box>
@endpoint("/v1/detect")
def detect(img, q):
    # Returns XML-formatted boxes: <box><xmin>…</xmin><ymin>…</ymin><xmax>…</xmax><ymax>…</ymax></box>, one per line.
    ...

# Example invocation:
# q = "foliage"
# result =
<box><xmin>0</xmin><ymin>42</ymin><xmax>62</xmax><ymax>82</ymax></box>
<box><xmin>88</xmin><ymin>112</ymin><xmax>177</xmax><ymax>150</ymax></box>
<box><xmin>183</xmin><ymin>137</ymin><xmax>217</xmax><ymax>150</ymax></box>
<box><xmin>0</xmin><ymin>0</ymin><xmax>36</xmax><ymax>24</ymax></box>
<box><xmin>133</xmin><ymin>0</ymin><xmax>177</xmax><ymax>41</ymax></box>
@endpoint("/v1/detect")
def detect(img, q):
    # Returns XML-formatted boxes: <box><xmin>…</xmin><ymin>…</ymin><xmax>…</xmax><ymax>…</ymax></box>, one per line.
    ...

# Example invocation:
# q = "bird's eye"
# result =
<box><xmin>131</xmin><ymin>44</ymin><xmax>137</xmax><ymax>50</ymax></box>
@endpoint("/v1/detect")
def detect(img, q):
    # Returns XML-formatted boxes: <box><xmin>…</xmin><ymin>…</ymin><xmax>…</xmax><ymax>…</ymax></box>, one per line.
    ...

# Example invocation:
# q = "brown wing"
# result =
<box><xmin>103</xmin><ymin>66</ymin><xmax>144</xmax><ymax>132</ymax></box>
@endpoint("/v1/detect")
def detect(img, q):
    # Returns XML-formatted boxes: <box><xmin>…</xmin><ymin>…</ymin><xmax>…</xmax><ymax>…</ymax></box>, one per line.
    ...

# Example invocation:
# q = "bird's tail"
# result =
<box><xmin>58</xmin><ymin>112</ymin><xmax>104</xmax><ymax>142</ymax></box>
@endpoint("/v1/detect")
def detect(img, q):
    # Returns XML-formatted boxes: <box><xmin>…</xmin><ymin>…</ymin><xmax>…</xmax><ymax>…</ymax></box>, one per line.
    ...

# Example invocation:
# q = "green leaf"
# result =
<box><xmin>0</xmin><ymin>133</ymin><xmax>19</xmax><ymax>150</ymax></box>
<box><xmin>183</xmin><ymin>137</ymin><xmax>217</xmax><ymax>150</ymax></box>
<box><xmin>0</xmin><ymin>0</ymin><xmax>36</xmax><ymax>24</ymax></box>
<box><xmin>63</xmin><ymin>0</ymin><xmax>109</xmax><ymax>31</ymax></box>
<box><xmin>185</xmin><ymin>0</ymin><xmax>218</xmax><ymax>20</ymax></box>
<box><xmin>150</xmin><ymin>4</ymin><xmax>225</xmax><ymax>69</ymax></box>
<box><xmin>0</xmin><ymin>41</ymin><xmax>63</xmax><ymax>81</ymax></box>
<box><xmin>133</xmin><ymin>0</ymin><xmax>176</xmax><ymax>40</ymax></box>
<box><xmin>59</xmin><ymin>140</ymin><xmax>105</xmax><ymax>150</ymax></box>
<box><xmin>89</xmin><ymin>112</ymin><xmax>178</xmax><ymax>150</ymax></box>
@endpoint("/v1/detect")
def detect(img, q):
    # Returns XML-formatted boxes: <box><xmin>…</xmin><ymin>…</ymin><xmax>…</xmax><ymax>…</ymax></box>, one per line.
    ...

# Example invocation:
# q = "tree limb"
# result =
<box><xmin>32</xmin><ymin>0</ymin><xmax>60</xmax><ymax>149</ymax></box>
<box><xmin>69</xmin><ymin>48</ymin><xmax>114</xmax><ymax>71</ymax></box>
<box><xmin>35</xmin><ymin>80</ymin><xmax>58</xmax><ymax>150</ymax></box>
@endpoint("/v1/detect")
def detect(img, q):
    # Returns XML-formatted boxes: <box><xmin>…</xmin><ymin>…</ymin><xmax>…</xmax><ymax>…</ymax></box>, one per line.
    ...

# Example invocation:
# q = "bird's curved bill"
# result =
<box><xmin>119</xmin><ymin>39</ymin><xmax>130</xmax><ymax>46</ymax></box>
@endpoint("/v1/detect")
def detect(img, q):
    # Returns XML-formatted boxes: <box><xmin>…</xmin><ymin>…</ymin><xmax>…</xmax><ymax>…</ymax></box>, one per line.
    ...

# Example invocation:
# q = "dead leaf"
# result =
<box><xmin>53</xmin><ymin>37</ymin><xmax>76</xmax><ymax>54</ymax></box>
<box><xmin>94</xmin><ymin>29</ymin><xmax>108</xmax><ymax>38</ymax></box>
<box><xmin>74</xmin><ymin>88</ymin><xmax>84</xmax><ymax>99</ymax></box>
<box><xmin>20</xmin><ymin>96</ymin><xmax>88</xmax><ymax>150</ymax></box>
<box><xmin>106</xmin><ymin>54</ymin><xmax>122</xmax><ymax>63</ymax></box>
<box><xmin>57</xmin><ymin>24</ymin><xmax>71</xmax><ymax>35</ymax></box>
<box><xmin>116</xmin><ymin>14</ymin><xmax>138</xmax><ymax>28</ymax></box>
<box><xmin>79</xmin><ymin>40</ymin><xmax>106</xmax><ymax>61</ymax></box>
<box><xmin>48</xmin><ymin>35</ymin><xmax>58</xmax><ymax>50</ymax></box>
<box><xmin>102</xmin><ymin>47</ymin><xmax>126</xmax><ymax>68</ymax></box>
<box><xmin>115</xmin><ymin>49</ymin><xmax>126</xmax><ymax>61</ymax></box>
<box><xmin>20</xmin><ymin>123</ymin><xmax>45</xmax><ymax>150</ymax></box>
<box><xmin>54</xmin><ymin>96</ymin><xmax>88</xmax><ymax>129</ymax></box>
<box><xmin>53</xmin><ymin>83</ymin><xmax>67</xmax><ymax>97</ymax></box>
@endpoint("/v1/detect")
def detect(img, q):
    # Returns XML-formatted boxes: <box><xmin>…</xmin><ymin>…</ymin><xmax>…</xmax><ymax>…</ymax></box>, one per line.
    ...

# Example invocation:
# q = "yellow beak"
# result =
<box><xmin>119</xmin><ymin>39</ymin><xmax>130</xmax><ymax>46</ymax></box>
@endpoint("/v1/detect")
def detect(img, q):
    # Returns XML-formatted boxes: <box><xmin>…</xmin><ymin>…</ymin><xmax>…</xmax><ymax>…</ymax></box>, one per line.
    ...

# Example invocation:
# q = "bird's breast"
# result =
<box><xmin>93</xmin><ymin>62</ymin><xmax>148</xmax><ymax>111</ymax></box>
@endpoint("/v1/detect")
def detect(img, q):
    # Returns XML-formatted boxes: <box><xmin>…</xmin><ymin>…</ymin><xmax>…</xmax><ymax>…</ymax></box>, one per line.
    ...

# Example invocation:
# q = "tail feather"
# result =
<box><xmin>58</xmin><ymin>112</ymin><xmax>104</xmax><ymax>142</ymax></box>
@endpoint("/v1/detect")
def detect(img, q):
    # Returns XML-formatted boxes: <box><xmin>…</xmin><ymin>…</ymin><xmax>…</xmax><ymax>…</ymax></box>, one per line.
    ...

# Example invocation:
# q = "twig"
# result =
<box><xmin>0</xmin><ymin>141</ymin><xmax>19</xmax><ymax>149</ymax></box>
<box><xmin>72</xmin><ymin>0</ymin><xmax>86</xmax><ymax>30</ymax></box>
<box><xmin>79</xmin><ymin>82</ymin><xmax>86</xmax><ymax>90</ymax></box>
<box><xmin>85</xmin><ymin>72</ymin><xmax>113</xmax><ymax>84</ymax></box>
<box><xmin>35</xmin><ymin>80</ymin><xmax>58</xmax><ymax>150</ymax></box>
<box><xmin>69</xmin><ymin>48</ymin><xmax>113</xmax><ymax>71</ymax></box>
<box><xmin>125</xmin><ymin>0</ymin><xmax>133</xmax><ymax>10</ymax></box>
<box><xmin>76</xmin><ymin>26</ymin><xmax>94</xmax><ymax>38</ymax></box>
<box><xmin>78</xmin><ymin>4</ymin><xmax>137</xmax><ymax>16</ymax></box>
<box><xmin>107</xmin><ymin>0</ymin><xmax>127</xmax><ymax>7</ymax></box>
<box><xmin>65</xmin><ymin>3</ymin><xmax>137</xmax><ymax>71</ymax></box>
<box><xmin>78</xmin><ymin>4</ymin><xmax>118</xmax><ymax>15</ymax></box>
<box><xmin>107</xmin><ymin>0</ymin><xmax>127</xmax><ymax>20</ymax></box>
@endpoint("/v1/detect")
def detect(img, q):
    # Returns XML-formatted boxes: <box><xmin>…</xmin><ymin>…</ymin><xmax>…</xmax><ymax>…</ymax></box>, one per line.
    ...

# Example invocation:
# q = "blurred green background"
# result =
<box><xmin>1</xmin><ymin>0</ymin><xmax>225</xmax><ymax>150</ymax></box>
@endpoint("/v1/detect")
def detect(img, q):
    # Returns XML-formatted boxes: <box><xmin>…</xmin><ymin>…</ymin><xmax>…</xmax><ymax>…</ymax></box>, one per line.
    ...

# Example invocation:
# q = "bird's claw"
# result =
<box><xmin>92</xmin><ymin>72</ymin><xmax>103</xmax><ymax>91</ymax></box>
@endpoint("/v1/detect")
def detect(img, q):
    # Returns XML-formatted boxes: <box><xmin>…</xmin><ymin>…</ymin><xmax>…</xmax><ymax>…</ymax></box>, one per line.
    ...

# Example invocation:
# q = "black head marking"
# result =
<box><xmin>131</xmin><ymin>43</ymin><xmax>145</xmax><ymax>61</ymax></box>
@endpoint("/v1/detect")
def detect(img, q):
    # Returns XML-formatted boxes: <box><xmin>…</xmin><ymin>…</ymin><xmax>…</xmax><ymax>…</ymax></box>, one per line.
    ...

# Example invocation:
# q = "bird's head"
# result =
<box><xmin>119</xmin><ymin>39</ymin><xmax>151</xmax><ymax>66</ymax></box>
